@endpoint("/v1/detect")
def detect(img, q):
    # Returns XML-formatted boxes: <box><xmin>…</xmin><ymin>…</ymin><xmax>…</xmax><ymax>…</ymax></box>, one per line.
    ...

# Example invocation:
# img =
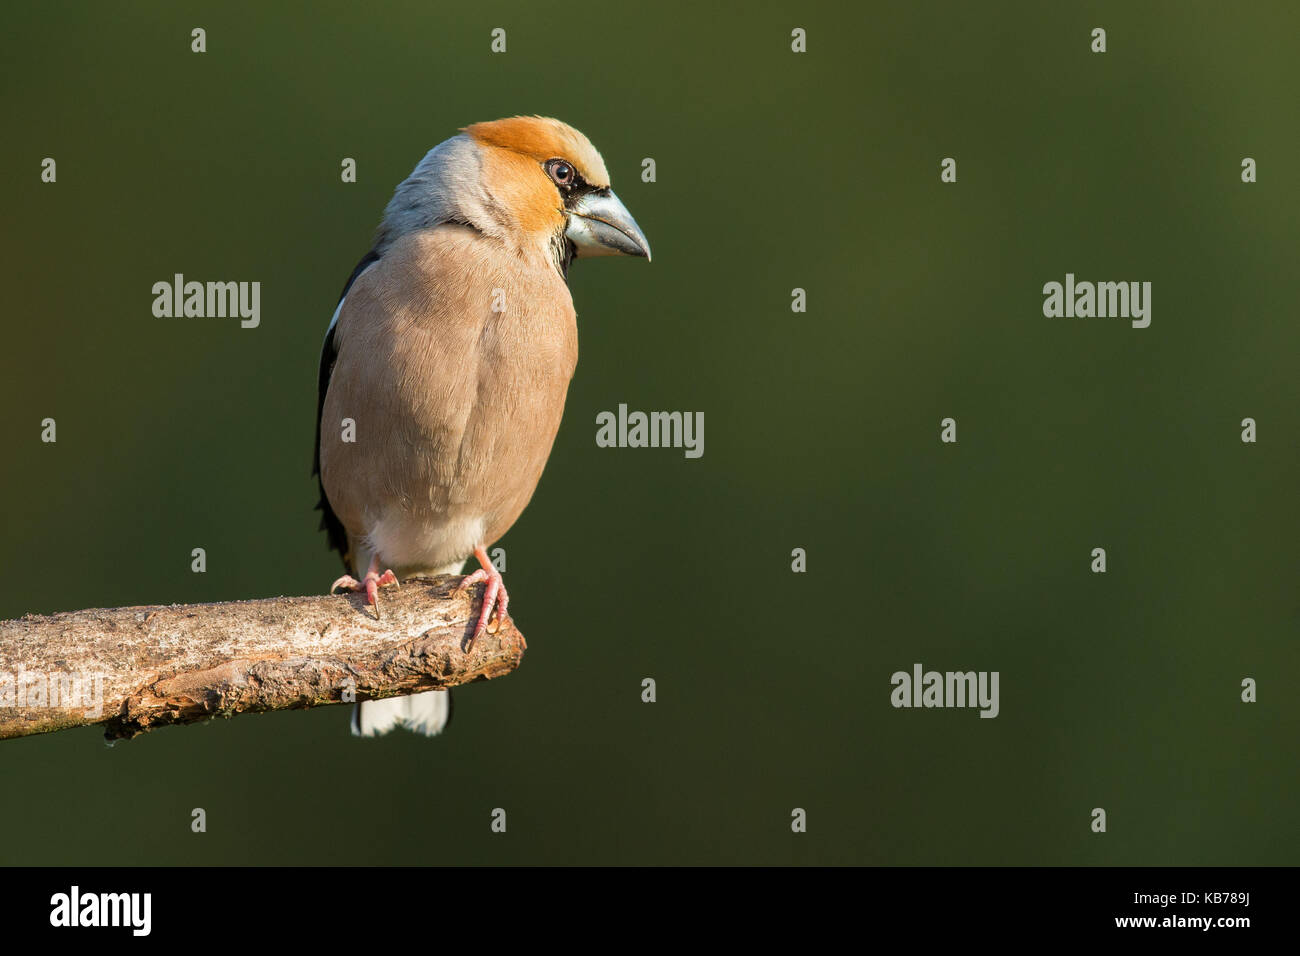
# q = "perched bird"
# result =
<box><xmin>314</xmin><ymin>116</ymin><xmax>650</xmax><ymax>737</ymax></box>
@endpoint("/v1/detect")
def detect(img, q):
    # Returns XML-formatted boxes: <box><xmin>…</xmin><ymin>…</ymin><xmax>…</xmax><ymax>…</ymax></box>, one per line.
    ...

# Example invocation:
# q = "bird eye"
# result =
<box><xmin>547</xmin><ymin>160</ymin><xmax>575</xmax><ymax>186</ymax></box>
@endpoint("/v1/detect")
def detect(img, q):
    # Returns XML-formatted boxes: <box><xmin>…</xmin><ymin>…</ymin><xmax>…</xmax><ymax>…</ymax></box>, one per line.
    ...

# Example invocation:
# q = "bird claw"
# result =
<box><xmin>455</xmin><ymin>547</ymin><xmax>509</xmax><ymax>650</ymax></box>
<box><xmin>331</xmin><ymin>567</ymin><xmax>400</xmax><ymax>619</ymax></box>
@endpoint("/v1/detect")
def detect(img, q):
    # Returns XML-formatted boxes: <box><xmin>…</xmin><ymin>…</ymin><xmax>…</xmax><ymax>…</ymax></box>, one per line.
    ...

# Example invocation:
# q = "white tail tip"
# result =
<box><xmin>351</xmin><ymin>690</ymin><xmax>452</xmax><ymax>738</ymax></box>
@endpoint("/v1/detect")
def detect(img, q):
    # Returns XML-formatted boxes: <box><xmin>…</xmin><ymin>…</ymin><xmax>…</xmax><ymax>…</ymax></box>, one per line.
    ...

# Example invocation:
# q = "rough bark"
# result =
<box><xmin>0</xmin><ymin>577</ymin><xmax>524</xmax><ymax>741</ymax></box>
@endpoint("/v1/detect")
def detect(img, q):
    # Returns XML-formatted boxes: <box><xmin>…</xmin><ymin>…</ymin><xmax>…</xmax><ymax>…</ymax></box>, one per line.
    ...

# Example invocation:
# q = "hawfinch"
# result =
<box><xmin>313</xmin><ymin>116</ymin><xmax>651</xmax><ymax>736</ymax></box>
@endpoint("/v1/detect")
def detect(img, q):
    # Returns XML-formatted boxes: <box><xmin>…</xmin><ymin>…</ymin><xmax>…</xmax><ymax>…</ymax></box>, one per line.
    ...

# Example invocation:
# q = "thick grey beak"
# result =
<box><xmin>566</xmin><ymin>189</ymin><xmax>651</xmax><ymax>261</ymax></box>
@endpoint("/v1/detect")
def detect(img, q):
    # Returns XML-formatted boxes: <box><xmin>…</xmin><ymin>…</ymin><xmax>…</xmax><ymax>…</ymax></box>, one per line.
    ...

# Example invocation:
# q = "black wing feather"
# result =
<box><xmin>314</xmin><ymin>249</ymin><xmax>382</xmax><ymax>569</ymax></box>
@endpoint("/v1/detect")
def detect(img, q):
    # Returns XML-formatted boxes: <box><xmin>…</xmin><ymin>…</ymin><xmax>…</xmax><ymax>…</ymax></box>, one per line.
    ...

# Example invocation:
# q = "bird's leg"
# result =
<box><xmin>453</xmin><ymin>544</ymin><xmax>509</xmax><ymax>648</ymax></box>
<box><xmin>331</xmin><ymin>554</ymin><xmax>399</xmax><ymax>618</ymax></box>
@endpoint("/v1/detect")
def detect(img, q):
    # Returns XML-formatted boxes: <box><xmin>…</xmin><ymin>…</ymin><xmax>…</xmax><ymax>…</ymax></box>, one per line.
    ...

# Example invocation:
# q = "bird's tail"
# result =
<box><xmin>346</xmin><ymin>555</ymin><xmax>463</xmax><ymax>738</ymax></box>
<box><xmin>351</xmin><ymin>690</ymin><xmax>452</xmax><ymax>737</ymax></box>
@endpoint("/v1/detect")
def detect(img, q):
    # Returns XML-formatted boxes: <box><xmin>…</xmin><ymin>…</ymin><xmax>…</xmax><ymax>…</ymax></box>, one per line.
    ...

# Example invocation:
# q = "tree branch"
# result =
<box><xmin>0</xmin><ymin>577</ymin><xmax>524</xmax><ymax>741</ymax></box>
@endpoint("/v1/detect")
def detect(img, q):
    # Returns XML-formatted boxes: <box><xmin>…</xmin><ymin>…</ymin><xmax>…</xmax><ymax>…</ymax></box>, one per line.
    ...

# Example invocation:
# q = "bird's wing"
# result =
<box><xmin>314</xmin><ymin>249</ymin><xmax>381</xmax><ymax>569</ymax></box>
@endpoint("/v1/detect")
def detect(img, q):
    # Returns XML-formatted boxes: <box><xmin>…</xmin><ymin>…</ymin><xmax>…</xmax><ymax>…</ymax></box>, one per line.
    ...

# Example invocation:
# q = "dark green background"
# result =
<box><xmin>2</xmin><ymin>1</ymin><xmax>1296</xmax><ymax>864</ymax></box>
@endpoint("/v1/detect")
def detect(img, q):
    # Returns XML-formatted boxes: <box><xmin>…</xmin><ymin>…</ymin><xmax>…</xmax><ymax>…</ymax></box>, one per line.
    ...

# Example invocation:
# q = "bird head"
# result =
<box><xmin>376</xmin><ymin>116</ymin><xmax>651</xmax><ymax>275</ymax></box>
<box><xmin>464</xmin><ymin>116</ymin><xmax>651</xmax><ymax>268</ymax></box>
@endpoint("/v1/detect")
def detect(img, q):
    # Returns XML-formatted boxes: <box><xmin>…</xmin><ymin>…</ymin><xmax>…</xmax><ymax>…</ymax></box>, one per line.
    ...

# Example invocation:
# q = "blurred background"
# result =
<box><xmin>1</xmin><ymin>0</ymin><xmax>1296</xmax><ymax>865</ymax></box>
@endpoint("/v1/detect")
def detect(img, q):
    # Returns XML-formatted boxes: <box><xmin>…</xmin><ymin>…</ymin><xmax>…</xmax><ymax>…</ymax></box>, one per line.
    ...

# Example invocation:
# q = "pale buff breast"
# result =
<box><xmin>319</xmin><ymin>225</ymin><xmax>578</xmax><ymax>573</ymax></box>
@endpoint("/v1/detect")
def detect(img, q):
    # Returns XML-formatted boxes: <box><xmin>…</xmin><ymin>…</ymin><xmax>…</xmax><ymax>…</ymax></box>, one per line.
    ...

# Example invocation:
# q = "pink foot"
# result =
<box><xmin>453</xmin><ymin>545</ymin><xmax>509</xmax><ymax>649</ymax></box>
<box><xmin>331</xmin><ymin>562</ymin><xmax>399</xmax><ymax>618</ymax></box>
